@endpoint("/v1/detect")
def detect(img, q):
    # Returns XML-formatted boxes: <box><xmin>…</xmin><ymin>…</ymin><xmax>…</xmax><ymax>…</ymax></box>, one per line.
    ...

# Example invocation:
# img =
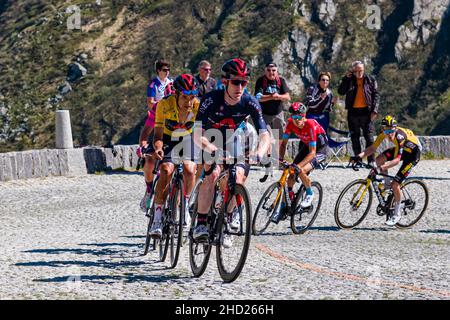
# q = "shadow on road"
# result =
<box><xmin>33</xmin><ymin>273</ymin><xmax>189</xmax><ymax>284</ymax></box>
<box><xmin>413</xmin><ymin>176</ymin><xmax>450</xmax><ymax>181</ymax></box>
<box><xmin>22</xmin><ymin>248</ymin><xmax>125</xmax><ymax>256</ymax></box>
<box><xmin>419</xmin><ymin>229</ymin><xmax>450</xmax><ymax>234</ymax></box>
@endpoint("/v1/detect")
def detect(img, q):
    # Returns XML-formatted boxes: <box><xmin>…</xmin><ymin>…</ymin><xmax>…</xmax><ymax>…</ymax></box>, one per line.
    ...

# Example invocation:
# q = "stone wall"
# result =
<box><xmin>1</xmin><ymin>136</ymin><xmax>449</xmax><ymax>182</ymax></box>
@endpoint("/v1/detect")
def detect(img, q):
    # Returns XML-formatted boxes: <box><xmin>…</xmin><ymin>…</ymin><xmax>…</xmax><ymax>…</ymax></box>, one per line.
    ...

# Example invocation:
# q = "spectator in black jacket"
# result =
<box><xmin>305</xmin><ymin>71</ymin><xmax>337</xmax><ymax>130</ymax></box>
<box><xmin>338</xmin><ymin>61</ymin><xmax>380</xmax><ymax>164</ymax></box>
<box><xmin>254</xmin><ymin>62</ymin><xmax>291</xmax><ymax>140</ymax></box>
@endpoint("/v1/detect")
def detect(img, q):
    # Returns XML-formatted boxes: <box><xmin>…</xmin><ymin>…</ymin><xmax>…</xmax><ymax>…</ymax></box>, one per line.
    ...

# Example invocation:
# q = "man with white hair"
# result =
<box><xmin>338</xmin><ymin>60</ymin><xmax>380</xmax><ymax>165</ymax></box>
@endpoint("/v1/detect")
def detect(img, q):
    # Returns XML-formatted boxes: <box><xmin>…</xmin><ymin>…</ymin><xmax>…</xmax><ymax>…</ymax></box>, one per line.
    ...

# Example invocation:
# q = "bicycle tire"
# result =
<box><xmin>168</xmin><ymin>181</ymin><xmax>184</xmax><ymax>269</ymax></box>
<box><xmin>143</xmin><ymin>206</ymin><xmax>154</xmax><ymax>256</ymax></box>
<box><xmin>189</xmin><ymin>204</ymin><xmax>212</xmax><ymax>277</ymax></box>
<box><xmin>216</xmin><ymin>183</ymin><xmax>252</xmax><ymax>283</ymax></box>
<box><xmin>395</xmin><ymin>179</ymin><xmax>429</xmax><ymax>229</ymax></box>
<box><xmin>291</xmin><ymin>181</ymin><xmax>323</xmax><ymax>234</ymax></box>
<box><xmin>159</xmin><ymin>209</ymin><xmax>169</xmax><ymax>262</ymax></box>
<box><xmin>252</xmin><ymin>182</ymin><xmax>282</xmax><ymax>235</ymax></box>
<box><xmin>334</xmin><ymin>179</ymin><xmax>373</xmax><ymax>229</ymax></box>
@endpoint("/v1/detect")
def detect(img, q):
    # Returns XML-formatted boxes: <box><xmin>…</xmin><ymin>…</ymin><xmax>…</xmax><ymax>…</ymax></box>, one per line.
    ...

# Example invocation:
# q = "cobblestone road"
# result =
<box><xmin>0</xmin><ymin>160</ymin><xmax>449</xmax><ymax>300</ymax></box>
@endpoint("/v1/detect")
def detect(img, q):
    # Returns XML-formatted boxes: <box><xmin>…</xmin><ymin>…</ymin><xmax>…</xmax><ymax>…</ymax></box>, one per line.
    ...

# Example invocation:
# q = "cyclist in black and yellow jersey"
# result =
<box><xmin>146</xmin><ymin>74</ymin><xmax>201</xmax><ymax>237</ymax></box>
<box><xmin>356</xmin><ymin>115</ymin><xmax>422</xmax><ymax>226</ymax></box>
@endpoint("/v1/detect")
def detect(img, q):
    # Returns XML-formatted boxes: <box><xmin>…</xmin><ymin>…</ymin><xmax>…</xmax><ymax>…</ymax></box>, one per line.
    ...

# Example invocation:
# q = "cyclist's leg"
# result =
<box><xmin>226</xmin><ymin>165</ymin><xmax>248</xmax><ymax>213</ymax></box>
<box><xmin>196</xmin><ymin>162</ymin><xmax>222</xmax><ymax>222</ymax></box>
<box><xmin>392</xmin><ymin>151</ymin><xmax>419</xmax><ymax>203</ymax></box>
<box><xmin>287</xmin><ymin>143</ymin><xmax>308</xmax><ymax>189</ymax></box>
<box><xmin>183</xmin><ymin>160</ymin><xmax>196</xmax><ymax>199</ymax></box>
<box><xmin>380</xmin><ymin>148</ymin><xmax>395</xmax><ymax>186</ymax></box>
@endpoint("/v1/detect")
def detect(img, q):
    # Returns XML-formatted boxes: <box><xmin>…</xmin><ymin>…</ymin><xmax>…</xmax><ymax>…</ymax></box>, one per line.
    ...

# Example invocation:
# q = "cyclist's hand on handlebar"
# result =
<box><xmin>154</xmin><ymin>148</ymin><xmax>164</xmax><ymax>160</ymax></box>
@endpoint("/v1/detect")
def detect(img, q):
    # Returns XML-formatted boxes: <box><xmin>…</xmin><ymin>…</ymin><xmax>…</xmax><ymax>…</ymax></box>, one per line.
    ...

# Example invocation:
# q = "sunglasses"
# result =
<box><xmin>161</xmin><ymin>68</ymin><xmax>170</xmax><ymax>72</ymax></box>
<box><xmin>292</xmin><ymin>115</ymin><xmax>305</xmax><ymax>120</ymax></box>
<box><xmin>181</xmin><ymin>89</ymin><xmax>198</xmax><ymax>96</ymax></box>
<box><xmin>228</xmin><ymin>79</ymin><xmax>248</xmax><ymax>86</ymax></box>
<box><xmin>383</xmin><ymin>129</ymin><xmax>395</xmax><ymax>134</ymax></box>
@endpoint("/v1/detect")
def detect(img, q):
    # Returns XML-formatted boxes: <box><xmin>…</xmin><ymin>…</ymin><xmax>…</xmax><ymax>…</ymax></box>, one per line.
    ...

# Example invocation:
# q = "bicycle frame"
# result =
<box><xmin>350</xmin><ymin>167</ymin><xmax>396</xmax><ymax>212</ymax></box>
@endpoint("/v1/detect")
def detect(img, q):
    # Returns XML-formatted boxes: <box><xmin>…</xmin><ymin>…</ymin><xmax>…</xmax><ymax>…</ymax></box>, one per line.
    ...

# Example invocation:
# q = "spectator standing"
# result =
<box><xmin>147</xmin><ymin>59</ymin><xmax>174</xmax><ymax>110</ymax></box>
<box><xmin>254</xmin><ymin>62</ymin><xmax>290</xmax><ymax>152</ymax></box>
<box><xmin>195</xmin><ymin>60</ymin><xmax>217</xmax><ymax>99</ymax></box>
<box><xmin>305</xmin><ymin>71</ymin><xmax>337</xmax><ymax>130</ymax></box>
<box><xmin>337</xmin><ymin>61</ymin><xmax>380</xmax><ymax>165</ymax></box>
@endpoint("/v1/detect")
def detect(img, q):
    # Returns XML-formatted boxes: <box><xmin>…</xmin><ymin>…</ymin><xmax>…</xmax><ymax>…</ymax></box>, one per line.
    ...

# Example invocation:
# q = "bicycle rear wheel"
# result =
<box><xmin>291</xmin><ymin>181</ymin><xmax>323</xmax><ymax>234</ymax></box>
<box><xmin>252</xmin><ymin>182</ymin><xmax>281</xmax><ymax>235</ymax></box>
<box><xmin>334</xmin><ymin>179</ymin><xmax>373</xmax><ymax>229</ymax></box>
<box><xmin>395</xmin><ymin>179</ymin><xmax>429</xmax><ymax>228</ymax></box>
<box><xmin>216</xmin><ymin>184</ymin><xmax>252</xmax><ymax>283</ymax></box>
<box><xmin>189</xmin><ymin>204</ymin><xmax>212</xmax><ymax>277</ymax></box>
<box><xmin>168</xmin><ymin>181</ymin><xmax>184</xmax><ymax>269</ymax></box>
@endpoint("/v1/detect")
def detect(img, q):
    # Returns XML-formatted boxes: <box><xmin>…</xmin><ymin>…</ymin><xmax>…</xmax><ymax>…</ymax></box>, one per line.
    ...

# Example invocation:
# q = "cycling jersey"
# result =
<box><xmin>147</xmin><ymin>76</ymin><xmax>173</xmax><ymax>102</ymax></box>
<box><xmin>372</xmin><ymin>126</ymin><xmax>422</xmax><ymax>159</ymax></box>
<box><xmin>196</xmin><ymin>90</ymin><xmax>267</xmax><ymax>136</ymax></box>
<box><xmin>282</xmin><ymin>118</ymin><xmax>326</xmax><ymax>147</ymax></box>
<box><xmin>154</xmin><ymin>95</ymin><xmax>200</xmax><ymax>138</ymax></box>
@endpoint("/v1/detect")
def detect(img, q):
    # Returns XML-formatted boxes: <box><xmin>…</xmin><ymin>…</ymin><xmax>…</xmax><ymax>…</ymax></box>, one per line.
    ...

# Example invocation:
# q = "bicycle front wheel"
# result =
<box><xmin>168</xmin><ymin>181</ymin><xmax>184</xmax><ymax>269</ymax></box>
<box><xmin>334</xmin><ymin>179</ymin><xmax>373</xmax><ymax>229</ymax></box>
<box><xmin>216</xmin><ymin>183</ymin><xmax>252</xmax><ymax>283</ymax></box>
<box><xmin>189</xmin><ymin>206</ymin><xmax>212</xmax><ymax>277</ymax></box>
<box><xmin>291</xmin><ymin>181</ymin><xmax>323</xmax><ymax>234</ymax></box>
<box><xmin>395</xmin><ymin>179</ymin><xmax>429</xmax><ymax>228</ymax></box>
<box><xmin>143</xmin><ymin>207</ymin><xmax>154</xmax><ymax>256</ymax></box>
<box><xmin>252</xmin><ymin>182</ymin><xmax>282</xmax><ymax>235</ymax></box>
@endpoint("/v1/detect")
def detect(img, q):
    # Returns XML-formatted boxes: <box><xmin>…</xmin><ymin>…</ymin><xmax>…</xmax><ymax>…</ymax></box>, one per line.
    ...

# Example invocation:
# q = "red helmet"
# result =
<box><xmin>289</xmin><ymin>102</ymin><xmax>308</xmax><ymax>115</ymax></box>
<box><xmin>221</xmin><ymin>58</ymin><xmax>250</xmax><ymax>79</ymax></box>
<box><xmin>173</xmin><ymin>74</ymin><xmax>199</xmax><ymax>94</ymax></box>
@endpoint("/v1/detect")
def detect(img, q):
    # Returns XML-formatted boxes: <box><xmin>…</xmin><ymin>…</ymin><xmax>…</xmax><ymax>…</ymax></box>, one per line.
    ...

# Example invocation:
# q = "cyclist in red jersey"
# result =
<box><xmin>279</xmin><ymin>102</ymin><xmax>328</xmax><ymax>208</ymax></box>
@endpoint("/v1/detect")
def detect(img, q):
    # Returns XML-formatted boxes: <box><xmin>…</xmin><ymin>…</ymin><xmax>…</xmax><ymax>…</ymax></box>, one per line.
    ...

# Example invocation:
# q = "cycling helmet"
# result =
<box><xmin>381</xmin><ymin>115</ymin><xmax>397</xmax><ymax>127</ymax></box>
<box><xmin>221</xmin><ymin>58</ymin><xmax>250</xmax><ymax>79</ymax></box>
<box><xmin>173</xmin><ymin>74</ymin><xmax>199</xmax><ymax>94</ymax></box>
<box><xmin>289</xmin><ymin>102</ymin><xmax>308</xmax><ymax>115</ymax></box>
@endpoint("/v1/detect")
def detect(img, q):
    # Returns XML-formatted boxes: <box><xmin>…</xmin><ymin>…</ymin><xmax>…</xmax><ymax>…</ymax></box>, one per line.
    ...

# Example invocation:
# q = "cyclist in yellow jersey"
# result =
<box><xmin>147</xmin><ymin>74</ymin><xmax>200</xmax><ymax>237</ymax></box>
<box><xmin>356</xmin><ymin>115</ymin><xmax>422</xmax><ymax>226</ymax></box>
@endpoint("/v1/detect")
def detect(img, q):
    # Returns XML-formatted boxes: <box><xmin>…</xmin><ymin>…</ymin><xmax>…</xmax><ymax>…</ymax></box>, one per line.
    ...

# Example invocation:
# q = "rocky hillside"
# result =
<box><xmin>0</xmin><ymin>0</ymin><xmax>449</xmax><ymax>152</ymax></box>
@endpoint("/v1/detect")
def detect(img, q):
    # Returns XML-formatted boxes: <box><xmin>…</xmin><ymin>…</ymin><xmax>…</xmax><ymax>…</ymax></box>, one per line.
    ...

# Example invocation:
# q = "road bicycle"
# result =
<box><xmin>334</xmin><ymin>162</ymin><xmax>429</xmax><ymax>229</ymax></box>
<box><xmin>188</xmin><ymin>154</ymin><xmax>252</xmax><ymax>283</ymax></box>
<box><xmin>252</xmin><ymin>161</ymin><xmax>323</xmax><ymax>235</ymax></box>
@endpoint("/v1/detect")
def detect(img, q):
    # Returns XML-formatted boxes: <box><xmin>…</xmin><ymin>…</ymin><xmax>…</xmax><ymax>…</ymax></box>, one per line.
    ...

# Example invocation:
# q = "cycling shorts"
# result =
<box><xmin>383</xmin><ymin>147</ymin><xmax>420</xmax><ymax>183</ymax></box>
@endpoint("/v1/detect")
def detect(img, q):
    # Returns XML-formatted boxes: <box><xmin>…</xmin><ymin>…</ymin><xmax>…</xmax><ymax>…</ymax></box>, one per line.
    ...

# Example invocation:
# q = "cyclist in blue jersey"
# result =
<box><xmin>192</xmin><ymin>58</ymin><xmax>271</xmax><ymax>244</ymax></box>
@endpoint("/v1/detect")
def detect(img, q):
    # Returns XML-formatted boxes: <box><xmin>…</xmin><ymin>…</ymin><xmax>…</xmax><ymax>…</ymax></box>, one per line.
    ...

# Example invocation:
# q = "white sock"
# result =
<box><xmin>394</xmin><ymin>201</ymin><xmax>401</xmax><ymax>215</ymax></box>
<box><xmin>154</xmin><ymin>204</ymin><xmax>163</xmax><ymax>223</ymax></box>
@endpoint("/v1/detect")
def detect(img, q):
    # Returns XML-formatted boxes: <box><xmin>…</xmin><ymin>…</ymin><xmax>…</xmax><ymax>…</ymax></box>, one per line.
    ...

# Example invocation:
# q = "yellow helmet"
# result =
<box><xmin>381</xmin><ymin>115</ymin><xmax>397</xmax><ymax>127</ymax></box>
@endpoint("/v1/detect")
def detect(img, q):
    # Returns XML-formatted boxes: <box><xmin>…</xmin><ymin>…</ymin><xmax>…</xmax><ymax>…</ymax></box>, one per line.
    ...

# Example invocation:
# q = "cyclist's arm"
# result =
<box><xmin>358</xmin><ymin>145</ymin><xmax>377</xmax><ymax>159</ymax></box>
<box><xmin>147</xmin><ymin>97</ymin><xmax>155</xmax><ymax>109</ymax></box>
<box><xmin>279</xmin><ymin>138</ymin><xmax>289</xmax><ymax>160</ymax></box>
<box><xmin>256</xmin><ymin>131</ymin><xmax>271</xmax><ymax>159</ymax></box>
<box><xmin>153</xmin><ymin>127</ymin><xmax>164</xmax><ymax>151</ymax></box>
<box><xmin>139</xmin><ymin>125</ymin><xmax>152</xmax><ymax>147</ymax></box>
<box><xmin>193</xmin><ymin>127</ymin><xmax>218</xmax><ymax>154</ymax></box>
<box><xmin>359</xmin><ymin>133</ymin><xmax>383</xmax><ymax>158</ymax></box>
<box><xmin>380</xmin><ymin>157</ymin><xmax>401</xmax><ymax>171</ymax></box>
